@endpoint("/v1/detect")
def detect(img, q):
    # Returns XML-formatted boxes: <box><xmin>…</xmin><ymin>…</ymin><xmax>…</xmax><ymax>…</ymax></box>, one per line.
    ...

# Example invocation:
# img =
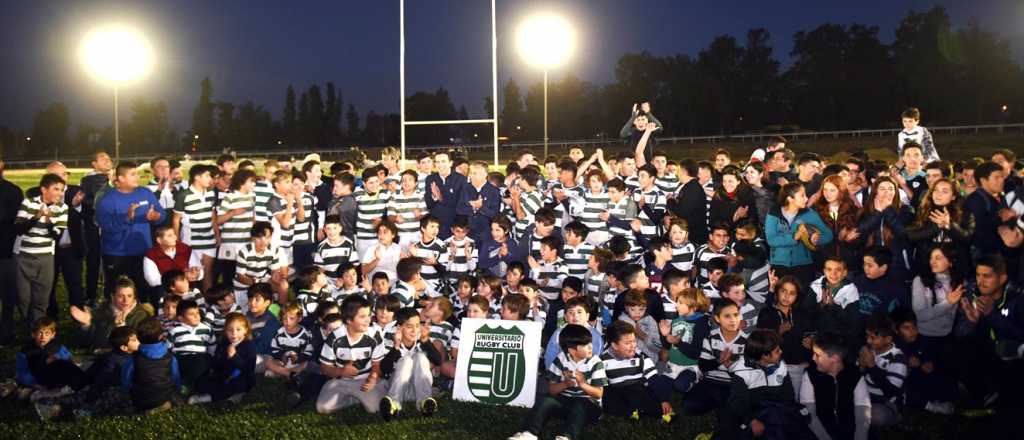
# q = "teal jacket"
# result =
<box><xmin>765</xmin><ymin>207</ymin><xmax>833</xmax><ymax>267</ymax></box>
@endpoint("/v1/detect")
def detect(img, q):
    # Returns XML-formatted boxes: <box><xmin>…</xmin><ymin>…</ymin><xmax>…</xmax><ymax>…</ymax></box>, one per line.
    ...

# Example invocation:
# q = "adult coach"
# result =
<box><xmin>80</xmin><ymin>151</ymin><xmax>113</xmax><ymax>305</ymax></box>
<box><xmin>424</xmin><ymin>151</ymin><xmax>465</xmax><ymax>240</ymax></box>
<box><xmin>95</xmin><ymin>162</ymin><xmax>166</xmax><ymax>302</ymax></box>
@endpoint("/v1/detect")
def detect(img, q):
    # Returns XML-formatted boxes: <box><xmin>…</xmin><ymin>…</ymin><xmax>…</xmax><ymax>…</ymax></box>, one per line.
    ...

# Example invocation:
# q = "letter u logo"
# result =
<box><xmin>490</xmin><ymin>352</ymin><xmax>519</xmax><ymax>398</ymax></box>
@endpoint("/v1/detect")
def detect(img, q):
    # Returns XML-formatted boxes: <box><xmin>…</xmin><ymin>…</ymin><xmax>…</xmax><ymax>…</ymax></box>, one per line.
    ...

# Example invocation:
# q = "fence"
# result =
<box><xmin>6</xmin><ymin>122</ymin><xmax>1023</xmax><ymax>169</ymax></box>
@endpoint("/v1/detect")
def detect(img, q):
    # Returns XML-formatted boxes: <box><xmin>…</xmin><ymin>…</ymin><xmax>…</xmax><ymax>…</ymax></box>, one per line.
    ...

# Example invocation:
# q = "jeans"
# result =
<box><xmin>522</xmin><ymin>395</ymin><xmax>601</xmax><ymax>440</ymax></box>
<box><xmin>16</xmin><ymin>253</ymin><xmax>55</xmax><ymax>328</ymax></box>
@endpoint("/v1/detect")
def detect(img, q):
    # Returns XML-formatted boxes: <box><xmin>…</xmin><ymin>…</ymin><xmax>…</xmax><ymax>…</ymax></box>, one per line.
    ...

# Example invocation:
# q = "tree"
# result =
<box><xmin>297</xmin><ymin>91</ymin><xmax>310</xmax><ymax>145</ymax></box>
<box><xmin>191</xmin><ymin>78</ymin><xmax>215</xmax><ymax>148</ymax></box>
<box><xmin>500</xmin><ymin>80</ymin><xmax>526</xmax><ymax>137</ymax></box>
<box><xmin>345</xmin><ymin>103</ymin><xmax>360</xmax><ymax>144</ymax></box>
<box><xmin>123</xmin><ymin>97</ymin><xmax>170</xmax><ymax>153</ymax></box>
<box><xmin>306</xmin><ymin>85</ymin><xmax>325</xmax><ymax>146</ymax></box>
<box><xmin>325</xmin><ymin>82</ymin><xmax>342</xmax><ymax>145</ymax></box>
<box><xmin>30</xmin><ymin>102</ymin><xmax>71</xmax><ymax>158</ymax></box>
<box><xmin>283</xmin><ymin>85</ymin><xmax>296</xmax><ymax>145</ymax></box>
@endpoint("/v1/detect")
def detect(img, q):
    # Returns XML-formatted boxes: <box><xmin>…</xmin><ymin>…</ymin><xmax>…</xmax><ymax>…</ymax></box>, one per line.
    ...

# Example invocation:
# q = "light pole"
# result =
<box><xmin>516</xmin><ymin>13</ymin><xmax>575</xmax><ymax>158</ymax></box>
<box><xmin>80</xmin><ymin>25</ymin><xmax>153</xmax><ymax>160</ymax></box>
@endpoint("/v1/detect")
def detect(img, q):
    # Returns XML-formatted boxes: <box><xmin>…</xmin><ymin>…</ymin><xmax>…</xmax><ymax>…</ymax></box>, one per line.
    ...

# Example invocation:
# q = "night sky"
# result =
<box><xmin>1</xmin><ymin>0</ymin><xmax>1021</xmax><ymax>132</ymax></box>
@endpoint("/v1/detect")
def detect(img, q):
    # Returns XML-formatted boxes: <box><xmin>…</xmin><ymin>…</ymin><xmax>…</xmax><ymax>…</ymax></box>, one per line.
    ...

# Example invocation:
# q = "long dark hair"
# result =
<box><xmin>913</xmin><ymin>178</ymin><xmax>963</xmax><ymax>228</ymax></box>
<box><xmin>919</xmin><ymin>245</ymin><xmax>964</xmax><ymax>292</ymax></box>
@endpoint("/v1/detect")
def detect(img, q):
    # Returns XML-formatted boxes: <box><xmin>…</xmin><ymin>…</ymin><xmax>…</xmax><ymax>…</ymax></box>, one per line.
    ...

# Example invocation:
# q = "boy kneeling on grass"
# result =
<box><xmin>316</xmin><ymin>295</ymin><xmax>388</xmax><ymax>415</ymax></box>
<box><xmin>378</xmin><ymin>307</ymin><xmax>442</xmax><ymax>421</ymax></box>
<box><xmin>13</xmin><ymin>317</ymin><xmax>89</xmax><ymax>405</ymax></box>
<box><xmin>508</xmin><ymin>324</ymin><xmax>608</xmax><ymax>440</ymax></box>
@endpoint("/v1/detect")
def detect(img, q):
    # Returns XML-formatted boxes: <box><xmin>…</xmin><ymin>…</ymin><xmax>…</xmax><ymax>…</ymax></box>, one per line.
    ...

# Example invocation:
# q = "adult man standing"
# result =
<box><xmin>425</xmin><ymin>151</ymin><xmax>465</xmax><ymax>240</ymax></box>
<box><xmin>146</xmin><ymin>156</ymin><xmax>175</xmax><ymax>223</ymax></box>
<box><xmin>457</xmin><ymin>161</ymin><xmax>501</xmax><ymax>244</ymax></box>
<box><xmin>80</xmin><ymin>151</ymin><xmax>113</xmax><ymax>305</ymax></box>
<box><xmin>95</xmin><ymin>162</ymin><xmax>165</xmax><ymax>302</ymax></box>
<box><xmin>0</xmin><ymin>159</ymin><xmax>24</xmax><ymax>345</ymax></box>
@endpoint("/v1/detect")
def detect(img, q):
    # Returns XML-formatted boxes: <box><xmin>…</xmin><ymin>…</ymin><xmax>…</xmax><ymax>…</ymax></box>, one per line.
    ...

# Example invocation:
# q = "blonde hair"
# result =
<box><xmin>676</xmin><ymin>288</ymin><xmax>711</xmax><ymax>313</ymax></box>
<box><xmin>223</xmin><ymin>312</ymin><xmax>252</xmax><ymax>340</ymax></box>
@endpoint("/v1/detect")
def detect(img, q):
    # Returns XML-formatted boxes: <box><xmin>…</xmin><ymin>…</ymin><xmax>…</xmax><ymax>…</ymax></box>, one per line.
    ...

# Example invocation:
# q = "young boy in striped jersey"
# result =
<box><xmin>388</xmin><ymin>170</ymin><xmax>427</xmax><ymax>248</ymax></box>
<box><xmin>265</xmin><ymin>302</ymin><xmax>314</xmax><ymax>378</ymax></box>
<box><xmin>173</xmin><ymin>164</ymin><xmax>218</xmax><ymax>292</ymax></box>
<box><xmin>562</xmin><ymin>221</ymin><xmax>594</xmax><ymax>279</ymax></box>
<box><xmin>645</xmin><ymin>237</ymin><xmax>673</xmax><ymax>291</ymax></box>
<box><xmin>691</xmin><ymin>299</ymin><xmax>747</xmax><ymax>415</ymax></box>
<box><xmin>169</xmin><ymin>299</ymin><xmax>215</xmax><ymax>389</ymax></box>
<box><xmin>658</xmin><ymin>268</ymin><xmax>691</xmax><ymax>322</ymax></box>
<box><xmin>600</xmin><ymin>179</ymin><xmax>639</xmax><ymax>257</ymax></box>
<box><xmin>233</xmin><ymin>222</ymin><xmax>290</xmax><ymax>306</ymax></box>
<box><xmin>391</xmin><ymin>257</ymin><xmax>425</xmax><ymax>309</ymax></box>
<box><xmin>518</xmin><ymin>278</ymin><xmax>548</xmax><ymax>325</ymax></box>
<box><xmin>633</xmin><ymin>164</ymin><xmax>667</xmax><ymax>242</ymax></box>
<box><xmin>266</xmin><ymin>170</ymin><xmax>299</xmax><ymax>267</ymax></box>
<box><xmin>314</xmin><ymin>215</ymin><xmax>360</xmax><ymax>287</ymax></box>
<box><xmin>253</xmin><ymin>160</ymin><xmax>278</xmax><ymax>224</ymax></box>
<box><xmin>694</xmin><ymin>222</ymin><xmax>734</xmax><ymax>285</ymax></box>
<box><xmin>202</xmin><ymin>285</ymin><xmax>240</xmax><ymax>336</ymax></box>
<box><xmin>421</xmin><ymin>297</ymin><xmax>455</xmax><ymax>356</ymax></box>
<box><xmin>415</xmin><ymin>152</ymin><xmax>433</xmax><ymax>194</ymax></box>
<box><xmin>718</xmin><ymin>273</ymin><xmax>760</xmax><ymax>329</ymax></box>
<box><xmin>378</xmin><ymin>307</ymin><xmax>441</xmax><ymax>421</ymax></box>
<box><xmin>732</xmin><ymin>223</ymin><xmax>771</xmax><ymax>306</ymax></box>
<box><xmin>546</xmin><ymin>159</ymin><xmax>585</xmax><ymax>229</ymax></box>
<box><xmin>13</xmin><ymin>173</ymin><xmax>68</xmax><ymax>326</ymax></box>
<box><xmin>289</xmin><ymin>169</ymin><xmax>318</xmax><ymax>271</ymax></box>
<box><xmin>858</xmin><ymin>314</ymin><xmax>907</xmax><ymax>428</ymax></box>
<box><xmin>409</xmin><ymin>215</ymin><xmax>447</xmax><ymax>299</ymax></box>
<box><xmin>578</xmin><ymin>170</ymin><xmax>611</xmax><ymax>245</ymax></box>
<box><xmin>583</xmin><ymin>248</ymin><xmax>613</xmax><ymax>308</ymax></box>
<box><xmin>651</xmin><ymin>152</ymin><xmax>679</xmax><ymax>194</ymax></box>
<box><xmin>528</xmin><ymin>236</ymin><xmax>569</xmax><ymax>302</ymax></box>
<box><xmin>509</xmin><ymin>324</ymin><xmax>608</xmax><ymax>440</ymax></box>
<box><xmin>601</xmin><ymin>320</ymin><xmax>672</xmax><ymax>420</ymax></box>
<box><xmin>355</xmin><ymin>167</ymin><xmax>391</xmax><ymax>257</ymax></box>
<box><xmin>510</xmin><ymin>166</ymin><xmax>544</xmax><ymax>240</ymax></box>
<box><xmin>215</xmin><ymin>169</ymin><xmax>256</xmax><ymax>286</ymax></box>
<box><xmin>316</xmin><ymin>295</ymin><xmax>388</xmax><ymax>415</ymax></box>
<box><xmin>370</xmin><ymin>295</ymin><xmax>401</xmax><ymax>349</ymax></box>
<box><xmin>701</xmin><ymin>257</ymin><xmax>728</xmax><ymax>298</ymax></box>
<box><xmin>667</xmin><ymin>217</ymin><xmax>696</xmax><ymax>273</ymax></box>
<box><xmin>444</xmin><ymin>217</ymin><xmax>477</xmax><ymax>287</ymax></box>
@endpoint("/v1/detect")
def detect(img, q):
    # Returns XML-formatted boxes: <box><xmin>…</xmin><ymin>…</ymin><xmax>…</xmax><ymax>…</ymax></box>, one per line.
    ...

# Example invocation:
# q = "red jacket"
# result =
<box><xmin>144</xmin><ymin>242</ymin><xmax>193</xmax><ymax>276</ymax></box>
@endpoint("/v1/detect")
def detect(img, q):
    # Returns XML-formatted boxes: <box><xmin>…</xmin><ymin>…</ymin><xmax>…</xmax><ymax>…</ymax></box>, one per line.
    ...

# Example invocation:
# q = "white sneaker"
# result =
<box><xmin>507</xmin><ymin>432</ymin><xmax>538</xmax><ymax>440</ymax></box>
<box><xmin>30</xmin><ymin>386</ymin><xmax>73</xmax><ymax>402</ymax></box>
<box><xmin>925</xmin><ymin>401</ymin><xmax>955</xmax><ymax>415</ymax></box>
<box><xmin>554</xmin><ymin>436</ymin><xmax>571</xmax><ymax>440</ymax></box>
<box><xmin>187</xmin><ymin>394</ymin><xmax>212</xmax><ymax>405</ymax></box>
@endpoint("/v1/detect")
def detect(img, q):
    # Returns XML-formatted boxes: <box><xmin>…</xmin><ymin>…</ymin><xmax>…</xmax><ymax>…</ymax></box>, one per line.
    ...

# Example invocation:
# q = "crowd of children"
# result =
<box><xmin>3</xmin><ymin>107</ymin><xmax>1024</xmax><ymax>440</ymax></box>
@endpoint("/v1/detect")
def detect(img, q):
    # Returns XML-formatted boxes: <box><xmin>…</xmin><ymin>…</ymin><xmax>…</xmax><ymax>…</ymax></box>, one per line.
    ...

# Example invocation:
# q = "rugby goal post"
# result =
<box><xmin>400</xmin><ymin>0</ymin><xmax>500</xmax><ymax>166</ymax></box>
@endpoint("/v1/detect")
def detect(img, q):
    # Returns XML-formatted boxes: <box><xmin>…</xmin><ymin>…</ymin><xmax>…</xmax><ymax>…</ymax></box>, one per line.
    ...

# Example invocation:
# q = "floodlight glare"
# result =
<box><xmin>80</xmin><ymin>26</ymin><xmax>153</xmax><ymax>84</ymax></box>
<box><xmin>516</xmin><ymin>13</ymin><xmax>575</xmax><ymax>69</ymax></box>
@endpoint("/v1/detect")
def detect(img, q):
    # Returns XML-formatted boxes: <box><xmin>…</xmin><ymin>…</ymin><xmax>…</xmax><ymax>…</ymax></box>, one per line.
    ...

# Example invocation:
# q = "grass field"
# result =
<box><xmin>0</xmin><ymin>162</ymin><xmax>1004</xmax><ymax>439</ymax></box>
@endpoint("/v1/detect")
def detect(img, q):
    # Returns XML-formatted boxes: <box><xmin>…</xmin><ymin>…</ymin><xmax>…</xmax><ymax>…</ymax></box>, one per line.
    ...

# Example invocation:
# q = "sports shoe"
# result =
<box><xmin>984</xmin><ymin>391</ymin><xmax>1000</xmax><ymax>407</ymax></box>
<box><xmin>695</xmin><ymin>433</ymin><xmax>714</xmax><ymax>440</ymax></box>
<box><xmin>555</xmin><ymin>436</ymin><xmax>570</xmax><ymax>440</ymax></box>
<box><xmin>925</xmin><ymin>401</ymin><xmax>955</xmax><ymax>415</ymax></box>
<box><xmin>419</xmin><ymin>397</ymin><xmax>438</xmax><ymax>416</ymax></box>
<box><xmin>379</xmin><ymin>396</ymin><xmax>398</xmax><ymax>422</ymax></box>
<box><xmin>146</xmin><ymin>400</ymin><xmax>173</xmax><ymax>415</ymax></box>
<box><xmin>30</xmin><ymin>386</ymin><xmax>73</xmax><ymax>402</ymax></box>
<box><xmin>507</xmin><ymin>432</ymin><xmax>538</xmax><ymax>440</ymax></box>
<box><xmin>661</xmin><ymin>409</ymin><xmax>675</xmax><ymax>424</ymax></box>
<box><xmin>227</xmin><ymin>393</ymin><xmax>245</xmax><ymax>404</ymax></box>
<box><xmin>187</xmin><ymin>394</ymin><xmax>212</xmax><ymax>405</ymax></box>
<box><xmin>34</xmin><ymin>401</ymin><xmax>62</xmax><ymax>420</ymax></box>
<box><xmin>0</xmin><ymin>381</ymin><xmax>18</xmax><ymax>399</ymax></box>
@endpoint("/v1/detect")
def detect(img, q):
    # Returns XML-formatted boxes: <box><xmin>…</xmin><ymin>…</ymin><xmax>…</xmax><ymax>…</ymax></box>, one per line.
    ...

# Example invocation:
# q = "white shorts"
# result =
<box><xmin>193</xmin><ymin>248</ymin><xmax>217</xmax><ymax>260</ymax></box>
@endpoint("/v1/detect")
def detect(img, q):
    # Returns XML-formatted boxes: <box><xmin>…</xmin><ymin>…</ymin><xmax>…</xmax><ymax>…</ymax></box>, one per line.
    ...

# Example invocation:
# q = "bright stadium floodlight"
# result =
<box><xmin>80</xmin><ymin>25</ymin><xmax>154</xmax><ymax>159</ymax></box>
<box><xmin>516</xmin><ymin>13</ymin><xmax>575</xmax><ymax>156</ymax></box>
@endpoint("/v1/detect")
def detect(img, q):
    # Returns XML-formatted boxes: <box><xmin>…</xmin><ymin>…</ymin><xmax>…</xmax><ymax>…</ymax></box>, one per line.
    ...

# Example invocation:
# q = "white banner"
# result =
<box><xmin>452</xmin><ymin>318</ymin><xmax>543</xmax><ymax>408</ymax></box>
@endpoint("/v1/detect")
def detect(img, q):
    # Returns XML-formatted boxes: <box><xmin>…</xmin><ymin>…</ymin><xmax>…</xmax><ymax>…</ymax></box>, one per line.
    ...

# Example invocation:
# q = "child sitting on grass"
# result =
<box><xmin>544</xmin><ymin>296</ymin><xmax>604</xmax><ymax>368</ymax></box>
<box><xmin>246</xmin><ymin>284</ymin><xmax>282</xmax><ymax>373</ymax></box>
<box><xmin>858</xmin><ymin>314</ymin><xmax>907</xmax><ymax>428</ymax></box>
<box><xmin>370</xmin><ymin>295</ymin><xmax>401</xmax><ymax>349</ymax></box>
<box><xmin>168</xmin><ymin>299</ymin><xmax>215</xmax><ymax>390</ymax></box>
<box><xmin>265</xmin><ymin>302</ymin><xmax>314</xmax><ymax>378</ymax></box>
<box><xmin>295</xmin><ymin>266</ymin><xmax>332</xmax><ymax>316</ymax></box>
<box><xmin>601</xmin><ymin>320</ymin><xmax>672</xmax><ymax>421</ymax></box>
<box><xmin>316</xmin><ymin>295</ymin><xmax>388</xmax><ymax>415</ymax></box>
<box><xmin>158</xmin><ymin>294</ymin><xmax>182</xmax><ymax>335</ymax></box>
<box><xmin>203</xmin><ymin>284</ymin><xmax>241</xmax><ymax>335</ymax></box>
<box><xmin>40</xmin><ymin>327</ymin><xmax>140</xmax><ymax>420</ymax></box>
<box><xmin>189</xmin><ymin>312</ymin><xmax>257</xmax><ymax>404</ymax></box>
<box><xmin>378</xmin><ymin>307</ymin><xmax>443</xmax><ymax>421</ymax></box>
<box><xmin>618</xmin><ymin>290</ymin><xmax>660</xmax><ymax>362</ymax></box>
<box><xmin>690</xmin><ymin>298</ymin><xmax>748</xmax><ymax>415</ymax></box>
<box><xmin>16</xmin><ymin>317</ymin><xmax>89</xmax><ymax>403</ymax></box>
<box><xmin>658</xmin><ymin>288</ymin><xmax>712</xmax><ymax>395</ymax></box>
<box><xmin>121</xmin><ymin>317</ymin><xmax>183</xmax><ymax>413</ymax></box>
<box><xmin>508</xmin><ymin>324</ymin><xmax>608</xmax><ymax>440</ymax></box>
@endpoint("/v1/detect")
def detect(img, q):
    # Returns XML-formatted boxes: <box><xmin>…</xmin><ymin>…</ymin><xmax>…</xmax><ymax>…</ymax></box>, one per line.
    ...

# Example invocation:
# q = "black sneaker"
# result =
<box><xmin>380</xmin><ymin>396</ymin><xmax>397</xmax><ymax>422</ymax></box>
<box><xmin>420</xmin><ymin>397</ymin><xmax>438</xmax><ymax>417</ymax></box>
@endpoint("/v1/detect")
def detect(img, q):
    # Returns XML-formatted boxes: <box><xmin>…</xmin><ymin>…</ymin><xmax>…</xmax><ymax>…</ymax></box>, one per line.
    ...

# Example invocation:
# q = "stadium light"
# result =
<box><xmin>80</xmin><ymin>25</ymin><xmax>154</xmax><ymax>159</ymax></box>
<box><xmin>516</xmin><ymin>13</ymin><xmax>575</xmax><ymax>157</ymax></box>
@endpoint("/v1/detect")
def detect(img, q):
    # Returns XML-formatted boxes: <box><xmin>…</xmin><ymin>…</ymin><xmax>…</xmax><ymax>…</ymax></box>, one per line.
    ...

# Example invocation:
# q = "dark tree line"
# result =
<box><xmin>3</xmin><ymin>6</ymin><xmax>1021</xmax><ymax>158</ymax></box>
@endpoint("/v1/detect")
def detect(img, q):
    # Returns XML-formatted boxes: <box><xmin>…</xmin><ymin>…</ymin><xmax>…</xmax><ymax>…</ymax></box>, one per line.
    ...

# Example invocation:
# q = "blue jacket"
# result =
<box><xmin>15</xmin><ymin>341</ymin><xmax>72</xmax><ymax>386</ymax></box>
<box><xmin>765</xmin><ymin>207</ymin><xmax>833</xmax><ymax>267</ymax></box>
<box><xmin>424</xmin><ymin>172</ymin><xmax>466</xmax><ymax>240</ymax></box>
<box><xmin>121</xmin><ymin>342</ymin><xmax>181</xmax><ymax>392</ymax></box>
<box><xmin>478</xmin><ymin>233</ymin><xmax>520</xmax><ymax>277</ymax></box>
<box><xmin>456</xmin><ymin>181</ymin><xmax>502</xmax><ymax>243</ymax></box>
<box><xmin>95</xmin><ymin>187</ymin><xmax>166</xmax><ymax>256</ymax></box>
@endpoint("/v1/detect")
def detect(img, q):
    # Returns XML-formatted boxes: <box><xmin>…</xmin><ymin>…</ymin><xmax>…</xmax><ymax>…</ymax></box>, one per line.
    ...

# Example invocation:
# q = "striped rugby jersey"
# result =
<box><xmin>203</xmin><ymin>303</ymin><xmax>241</xmax><ymax>335</ymax></box>
<box><xmin>584</xmin><ymin>270</ymin><xmax>612</xmax><ymax>307</ymax></box>
<box><xmin>731</xmin><ymin>357</ymin><xmax>789</xmax><ymax>390</ymax></box>
<box><xmin>270</xmin><ymin>325</ymin><xmax>314</xmax><ymax>364</ymax></box>
<box><xmin>233</xmin><ymin>243</ymin><xmax>287</xmax><ymax>296</ymax></box>
<box><xmin>387</xmin><ymin>190</ymin><xmax>427</xmax><ymax>236</ymax></box>
<box><xmin>513</xmin><ymin>189</ymin><xmax>544</xmax><ymax>240</ymax></box>
<box><xmin>314</xmin><ymin>237</ymin><xmax>359</xmax><ymax>277</ymax></box>
<box><xmin>411</xmin><ymin>239</ymin><xmax>448</xmax><ymax>297</ymax></box>
<box><xmin>319</xmin><ymin>326</ymin><xmax>387</xmax><ymax>380</ymax></box>
<box><xmin>389</xmin><ymin>280</ymin><xmax>417</xmax><ymax>308</ymax></box>
<box><xmin>576</xmin><ymin>191</ymin><xmax>610</xmax><ymax>236</ymax></box>
<box><xmin>530</xmin><ymin>258</ymin><xmax>569</xmax><ymax>301</ymax></box>
<box><xmin>217</xmin><ymin>190</ymin><xmax>255</xmax><ymax>249</ymax></box>
<box><xmin>860</xmin><ymin>345</ymin><xmax>907</xmax><ymax>403</ymax></box>
<box><xmin>266</xmin><ymin>194</ymin><xmax>295</xmax><ymax>250</ymax></box>
<box><xmin>174</xmin><ymin>187</ymin><xmax>216</xmax><ymax>251</ymax></box>
<box><xmin>546</xmin><ymin>351</ymin><xmax>609</xmax><ymax>405</ymax></box>
<box><xmin>562</xmin><ymin>242</ymin><xmax>594</xmax><ymax>278</ymax></box>
<box><xmin>669</xmin><ymin>242</ymin><xmax>696</xmax><ymax>273</ymax></box>
<box><xmin>355</xmin><ymin>190</ymin><xmax>390</xmax><ymax>240</ymax></box>
<box><xmin>369</xmin><ymin>321</ymin><xmax>398</xmax><ymax>349</ymax></box>
<box><xmin>297</xmin><ymin>288</ymin><xmax>329</xmax><ymax>316</ymax></box>
<box><xmin>428</xmin><ymin>320</ymin><xmax>454</xmax><ymax>349</ymax></box>
<box><xmin>694</xmin><ymin>243</ymin><xmax>733</xmax><ymax>285</ymax></box>
<box><xmin>655</xmin><ymin>173</ymin><xmax>680</xmax><ymax>194</ymax></box>
<box><xmin>168</xmin><ymin>322</ymin><xmax>216</xmax><ymax>355</ymax></box>
<box><xmin>660</xmin><ymin>292</ymin><xmax>678</xmax><ymax>320</ymax></box>
<box><xmin>13</xmin><ymin>196</ymin><xmax>68</xmax><ymax>255</ymax></box>
<box><xmin>699</xmin><ymin>328</ymin><xmax>748</xmax><ymax>384</ymax></box>
<box><xmin>632</xmin><ymin>187</ymin><xmax>667</xmax><ymax>239</ymax></box>
<box><xmin>253</xmin><ymin>180</ymin><xmax>274</xmax><ymax>223</ymax></box>
<box><xmin>620</xmin><ymin>174</ymin><xmax>640</xmax><ymax>193</ymax></box>
<box><xmin>291</xmin><ymin>192</ymin><xmax>317</xmax><ymax>244</ymax></box>
<box><xmin>443</xmin><ymin>235</ymin><xmax>477</xmax><ymax>286</ymax></box>
<box><xmin>599</xmin><ymin>348</ymin><xmax>656</xmax><ymax>387</ymax></box>
<box><xmin>546</xmin><ymin>183</ymin><xmax>585</xmax><ymax>229</ymax></box>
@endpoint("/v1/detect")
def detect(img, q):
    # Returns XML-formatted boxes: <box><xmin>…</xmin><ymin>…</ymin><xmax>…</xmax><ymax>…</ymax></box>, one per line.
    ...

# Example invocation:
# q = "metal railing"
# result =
<box><xmin>5</xmin><ymin>122</ymin><xmax>1023</xmax><ymax>169</ymax></box>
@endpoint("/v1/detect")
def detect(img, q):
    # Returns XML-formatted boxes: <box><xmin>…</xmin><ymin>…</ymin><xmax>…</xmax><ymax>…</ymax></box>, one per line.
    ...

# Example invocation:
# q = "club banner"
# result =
<box><xmin>452</xmin><ymin>318</ymin><xmax>543</xmax><ymax>408</ymax></box>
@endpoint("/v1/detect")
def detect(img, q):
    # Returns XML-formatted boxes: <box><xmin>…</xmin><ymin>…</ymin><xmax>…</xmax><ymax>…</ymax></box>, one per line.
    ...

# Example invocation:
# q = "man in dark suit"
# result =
<box><xmin>0</xmin><ymin>159</ymin><xmax>24</xmax><ymax>345</ymax></box>
<box><xmin>667</xmin><ymin>158</ymin><xmax>709</xmax><ymax>246</ymax></box>
<box><xmin>424</xmin><ymin>151</ymin><xmax>466</xmax><ymax>240</ymax></box>
<box><xmin>27</xmin><ymin>162</ymin><xmax>87</xmax><ymax>318</ymax></box>
<box><xmin>80</xmin><ymin>151</ymin><xmax>113</xmax><ymax>305</ymax></box>
<box><xmin>456</xmin><ymin>161</ymin><xmax>502</xmax><ymax>244</ymax></box>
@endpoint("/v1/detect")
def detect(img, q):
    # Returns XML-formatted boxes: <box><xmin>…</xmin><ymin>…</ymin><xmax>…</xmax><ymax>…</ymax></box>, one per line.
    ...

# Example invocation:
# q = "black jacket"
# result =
<box><xmin>668</xmin><ymin>179</ymin><xmax>708</xmax><ymax>245</ymax></box>
<box><xmin>0</xmin><ymin>177</ymin><xmax>24</xmax><ymax>259</ymax></box>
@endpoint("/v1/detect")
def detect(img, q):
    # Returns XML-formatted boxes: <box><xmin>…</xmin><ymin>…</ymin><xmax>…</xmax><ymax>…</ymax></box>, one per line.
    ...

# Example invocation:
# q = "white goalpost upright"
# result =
<box><xmin>400</xmin><ymin>0</ymin><xmax>500</xmax><ymax>166</ymax></box>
